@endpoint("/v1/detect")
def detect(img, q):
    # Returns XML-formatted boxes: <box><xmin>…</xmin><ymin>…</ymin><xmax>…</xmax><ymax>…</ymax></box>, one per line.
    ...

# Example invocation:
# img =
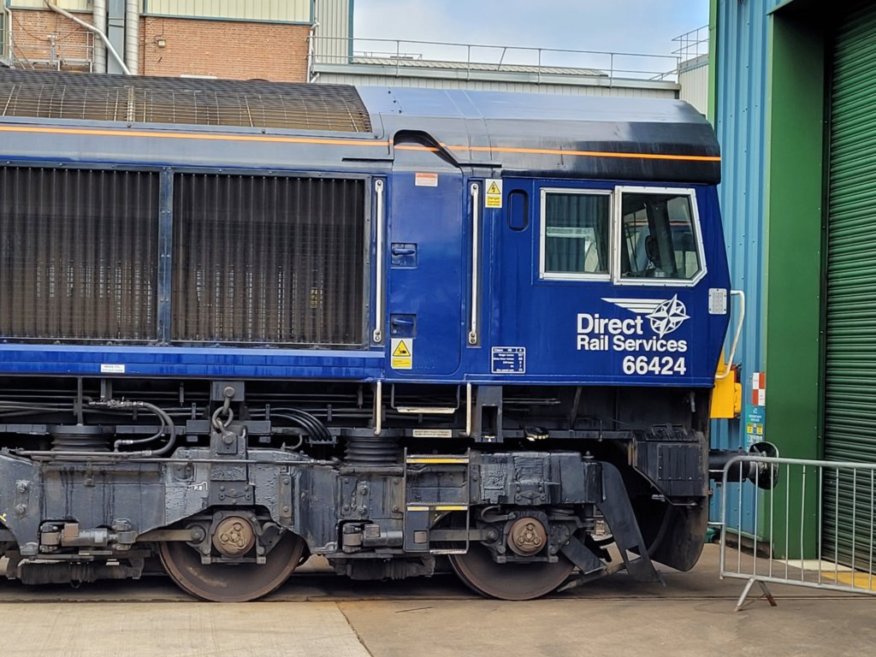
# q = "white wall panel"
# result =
<box><xmin>144</xmin><ymin>0</ymin><xmax>311</xmax><ymax>22</ymax></box>
<box><xmin>313</xmin><ymin>0</ymin><xmax>351</xmax><ymax>64</ymax></box>
<box><xmin>11</xmin><ymin>1</ymin><xmax>310</xmax><ymax>22</ymax></box>
<box><xmin>11</xmin><ymin>0</ymin><xmax>93</xmax><ymax>11</ymax></box>
<box><xmin>678</xmin><ymin>59</ymin><xmax>708</xmax><ymax>114</ymax></box>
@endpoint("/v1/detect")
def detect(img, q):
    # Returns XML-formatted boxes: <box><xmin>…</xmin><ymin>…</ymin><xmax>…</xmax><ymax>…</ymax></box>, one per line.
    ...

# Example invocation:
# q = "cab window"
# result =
<box><xmin>540</xmin><ymin>190</ymin><xmax>610</xmax><ymax>279</ymax></box>
<box><xmin>618</xmin><ymin>190</ymin><xmax>702</xmax><ymax>281</ymax></box>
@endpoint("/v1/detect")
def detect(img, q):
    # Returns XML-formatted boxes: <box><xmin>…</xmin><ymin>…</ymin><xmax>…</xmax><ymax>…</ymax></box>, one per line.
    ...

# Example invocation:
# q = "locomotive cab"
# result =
<box><xmin>0</xmin><ymin>70</ymin><xmax>740</xmax><ymax>601</ymax></box>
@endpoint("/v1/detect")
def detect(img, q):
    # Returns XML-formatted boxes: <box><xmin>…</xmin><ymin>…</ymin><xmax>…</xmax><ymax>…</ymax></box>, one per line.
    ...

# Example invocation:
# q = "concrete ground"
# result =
<box><xmin>1</xmin><ymin>545</ymin><xmax>873</xmax><ymax>657</ymax></box>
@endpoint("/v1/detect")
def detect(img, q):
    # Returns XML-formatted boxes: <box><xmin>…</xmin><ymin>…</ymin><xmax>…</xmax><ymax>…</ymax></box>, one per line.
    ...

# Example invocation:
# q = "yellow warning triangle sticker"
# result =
<box><xmin>487</xmin><ymin>181</ymin><xmax>501</xmax><ymax>195</ymax></box>
<box><xmin>392</xmin><ymin>340</ymin><xmax>411</xmax><ymax>357</ymax></box>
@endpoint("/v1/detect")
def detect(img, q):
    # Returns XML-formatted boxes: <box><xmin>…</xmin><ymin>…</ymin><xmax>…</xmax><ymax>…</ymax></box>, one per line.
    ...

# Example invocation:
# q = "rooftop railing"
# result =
<box><xmin>672</xmin><ymin>25</ymin><xmax>709</xmax><ymax>63</ymax></box>
<box><xmin>309</xmin><ymin>36</ymin><xmax>682</xmax><ymax>84</ymax></box>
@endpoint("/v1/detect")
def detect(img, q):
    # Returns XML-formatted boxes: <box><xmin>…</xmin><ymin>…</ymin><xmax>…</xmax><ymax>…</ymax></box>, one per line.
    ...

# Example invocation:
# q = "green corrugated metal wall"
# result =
<box><xmin>823</xmin><ymin>0</ymin><xmax>876</xmax><ymax>569</ymax></box>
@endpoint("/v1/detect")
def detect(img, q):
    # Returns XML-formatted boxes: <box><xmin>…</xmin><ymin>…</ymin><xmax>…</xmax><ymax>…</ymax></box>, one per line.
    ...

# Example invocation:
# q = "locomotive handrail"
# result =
<box><xmin>468</xmin><ymin>183</ymin><xmax>481</xmax><ymax>345</ymax></box>
<box><xmin>373</xmin><ymin>380</ymin><xmax>383</xmax><ymax>436</ymax></box>
<box><xmin>465</xmin><ymin>383</ymin><xmax>473</xmax><ymax>437</ymax></box>
<box><xmin>373</xmin><ymin>179</ymin><xmax>386</xmax><ymax>343</ymax></box>
<box><xmin>716</xmin><ymin>289</ymin><xmax>745</xmax><ymax>380</ymax></box>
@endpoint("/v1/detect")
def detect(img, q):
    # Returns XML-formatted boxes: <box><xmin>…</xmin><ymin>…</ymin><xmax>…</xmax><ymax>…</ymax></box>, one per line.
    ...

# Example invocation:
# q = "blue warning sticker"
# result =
<box><xmin>491</xmin><ymin>346</ymin><xmax>526</xmax><ymax>374</ymax></box>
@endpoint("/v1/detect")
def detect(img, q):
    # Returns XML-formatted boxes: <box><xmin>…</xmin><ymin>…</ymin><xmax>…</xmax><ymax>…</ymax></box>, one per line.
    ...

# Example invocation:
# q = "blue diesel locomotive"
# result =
<box><xmin>0</xmin><ymin>70</ymin><xmax>743</xmax><ymax>600</ymax></box>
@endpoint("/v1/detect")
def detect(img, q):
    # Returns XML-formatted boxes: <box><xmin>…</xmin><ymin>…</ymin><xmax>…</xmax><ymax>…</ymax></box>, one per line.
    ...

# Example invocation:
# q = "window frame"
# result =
<box><xmin>538</xmin><ymin>187</ymin><xmax>614</xmax><ymax>281</ymax></box>
<box><xmin>611</xmin><ymin>185</ymin><xmax>707</xmax><ymax>288</ymax></box>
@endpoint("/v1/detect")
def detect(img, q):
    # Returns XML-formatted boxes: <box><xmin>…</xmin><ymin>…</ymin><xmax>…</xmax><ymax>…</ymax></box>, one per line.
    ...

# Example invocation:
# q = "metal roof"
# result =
<box><xmin>0</xmin><ymin>70</ymin><xmax>371</xmax><ymax>132</ymax></box>
<box><xmin>0</xmin><ymin>70</ymin><xmax>718</xmax><ymax>183</ymax></box>
<box><xmin>359</xmin><ymin>86</ymin><xmax>721</xmax><ymax>183</ymax></box>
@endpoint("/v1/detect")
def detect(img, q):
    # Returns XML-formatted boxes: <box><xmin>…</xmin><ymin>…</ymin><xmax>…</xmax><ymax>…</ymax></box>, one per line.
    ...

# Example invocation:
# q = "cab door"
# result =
<box><xmin>384</xmin><ymin>148</ymin><xmax>465</xmax><ymax>376</ymax></box>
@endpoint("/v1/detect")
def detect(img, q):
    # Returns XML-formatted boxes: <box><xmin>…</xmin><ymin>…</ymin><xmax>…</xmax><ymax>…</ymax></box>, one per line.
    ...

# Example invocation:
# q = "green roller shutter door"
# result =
<box><xmin>824</xmin><ymin>0</ymin><xmax>876</xmax><ymax>569</ymax></box>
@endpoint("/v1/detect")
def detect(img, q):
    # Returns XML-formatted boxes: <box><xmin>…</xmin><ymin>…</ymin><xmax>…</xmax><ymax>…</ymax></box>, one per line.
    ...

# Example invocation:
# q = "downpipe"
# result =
<box><xmin>124</xmin><ymin>0</ymin><xmax>138</xmax><ymax>75</ymax></box>
<box><xmin>92</xmin><ymin>0</ymin><xmax>106</xmax><ymax>72</ymax></box>
<box><xmin>45</xmin><ymin>0</ymin><xmax>130</xmax><ymax>75</ymax></box>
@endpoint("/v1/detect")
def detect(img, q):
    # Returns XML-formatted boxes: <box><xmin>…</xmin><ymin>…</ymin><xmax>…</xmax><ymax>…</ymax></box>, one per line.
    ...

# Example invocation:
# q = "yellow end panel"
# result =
<box><xmin>711</xmin><ymin>365</ymin><xmax>742</xmax><ymax>419</ymax></box>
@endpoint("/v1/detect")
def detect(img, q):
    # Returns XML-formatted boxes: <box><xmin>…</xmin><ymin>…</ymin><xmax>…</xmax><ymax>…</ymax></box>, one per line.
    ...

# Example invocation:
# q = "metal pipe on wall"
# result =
<box><xmin>124</xmin><ymin>0</ymin><xmax>138</xmax><ymax>75</ymax></box>
<box><xmin>93</xmin><ymin>0</ymin><xmax>107</xmax><ymax>73</ymax></box>
<box><xmin>0</xmin><ymin>3</ymin><xmax>11</xmax><ymax>64</ymax></box>
<box><xmin>44</xmin><ymin>1</ymin><xmax>130</xmax><ymax>74</ymax></box>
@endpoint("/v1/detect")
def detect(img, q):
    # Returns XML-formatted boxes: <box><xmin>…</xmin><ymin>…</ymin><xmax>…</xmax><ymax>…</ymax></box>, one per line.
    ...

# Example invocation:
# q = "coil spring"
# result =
<box><xmin>344</xmin><ymin>435</ymin><xmax>401</xmax><ymax>465</ymax></box>
<box><xmin>49</xmin><ymin>425</ymin><xmax>112</xmax><ymax>452</ymax></box>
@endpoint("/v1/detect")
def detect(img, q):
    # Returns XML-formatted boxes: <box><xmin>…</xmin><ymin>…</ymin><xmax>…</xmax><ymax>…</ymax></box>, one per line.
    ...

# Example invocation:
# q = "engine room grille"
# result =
<box><xmin>0</xmin><ymin>167</ymin><xmax>159</xmax><ymax>341</ymax></box>
<box><xmin>0</xmin><ymin>70</ymin><xmax>371</xmax><ymax>133</ymax></box>
<box><xmin>171</xmin><ymin>174</ymin><xmax>366</xmax><ymax>346</ymax></box>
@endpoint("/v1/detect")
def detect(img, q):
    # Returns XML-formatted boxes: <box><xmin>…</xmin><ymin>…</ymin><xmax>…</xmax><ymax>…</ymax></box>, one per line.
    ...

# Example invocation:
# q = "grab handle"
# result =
<box><xmin>372</xmin><ymin>179</ymin><xmax>385</xmax><ymax>343</ymax></box>
<box><xmin>716</xmin><ymin>290</ymin><xmax>745</xmax><ymax>379</ymax></box>
<box><xmin>468</xmin><ymin>183</ymin><xmax>480</xmax><ymax>345</ymax></box>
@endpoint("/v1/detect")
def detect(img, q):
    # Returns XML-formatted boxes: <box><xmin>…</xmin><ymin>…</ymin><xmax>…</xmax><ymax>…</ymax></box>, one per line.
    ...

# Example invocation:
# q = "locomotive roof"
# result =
<box><xmin>360</xmin><ymin>86</ymin><xmax>720</xmax><ymax>183</ymax></box>
<box><xmin>0</xmin><ymin>70</ymin><xmax>719</xmax><ymax>183</ymax></box>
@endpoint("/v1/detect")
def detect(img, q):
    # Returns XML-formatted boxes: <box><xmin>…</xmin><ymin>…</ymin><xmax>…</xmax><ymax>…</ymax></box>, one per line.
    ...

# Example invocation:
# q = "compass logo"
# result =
<box><xmin>645</xmin><ymin>296</ymin><xmax>690</xmax><ymax>338</ymax></box>
<box><xmin>603</xmin><ymin>295</ymin><xmax>690</xmax><ymax>338</ymax></box>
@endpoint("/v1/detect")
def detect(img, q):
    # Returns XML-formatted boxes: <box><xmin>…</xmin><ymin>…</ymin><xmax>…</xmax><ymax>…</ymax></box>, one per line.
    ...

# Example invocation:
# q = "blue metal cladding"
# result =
<box><xmin>710</xmin><ymin>0</ymin><xmax>781</xmax><ymax>529</ymax></box>
<box><xmin>468</xmin><ymin>180</ymin><xmax>729</xmax><ymax>387</ymax></box>
<box><xmin>0</xmin><ymin>344</ymin><xmax>384</xmax><ymax>379</ymax></box>
<box><xmin>0</xmin><ymin>175</ymin><xmax>731</xmax><ymax>386</ymax></box>
<box><xmin>711</xmin><ymin>0</ymin><xmax>774</xmax><ymax>451</ymax></box>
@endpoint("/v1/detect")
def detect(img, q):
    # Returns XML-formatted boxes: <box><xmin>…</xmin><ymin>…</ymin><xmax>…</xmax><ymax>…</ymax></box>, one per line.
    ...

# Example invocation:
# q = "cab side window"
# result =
<box><xmin>541</xmin><ymin>190</ymin><xmax>610</xmax><ymax>279</ymax></box>
<box><xmin>619</xmin><ymin>191</ymin><xmax>701</xmax><ymax>280</ymax></box>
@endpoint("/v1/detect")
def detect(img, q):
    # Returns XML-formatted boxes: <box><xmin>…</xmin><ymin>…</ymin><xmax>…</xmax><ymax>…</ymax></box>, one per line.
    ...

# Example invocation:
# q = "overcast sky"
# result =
<box><xmin>353</xmin><ymin>0</ymin><xmax>709</xmax><ymax>60</ymax></box>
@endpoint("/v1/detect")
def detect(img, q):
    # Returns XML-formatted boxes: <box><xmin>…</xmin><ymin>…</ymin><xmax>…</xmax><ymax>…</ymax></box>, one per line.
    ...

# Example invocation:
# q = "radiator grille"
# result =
<box><xmin>0</xmin><ymin>168</ymin><xmax>159</xmax><ymax>341</ymax></box>
<box><xmin>0</xmin><ymin>70</ymin><xmax>371</xmax><ymax>133</ymax></box>
<box><xmin>171</xmin><ymin>174</ymin><xmax>366</xmax><ymax>346</ymax></box>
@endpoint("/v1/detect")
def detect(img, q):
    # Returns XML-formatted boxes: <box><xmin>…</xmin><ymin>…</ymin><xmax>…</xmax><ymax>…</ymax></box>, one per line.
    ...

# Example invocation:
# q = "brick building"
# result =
<box><xmin>0</xmin><ymin>0</ymin><xmax>351</xmax><ymax>81</ymax></box>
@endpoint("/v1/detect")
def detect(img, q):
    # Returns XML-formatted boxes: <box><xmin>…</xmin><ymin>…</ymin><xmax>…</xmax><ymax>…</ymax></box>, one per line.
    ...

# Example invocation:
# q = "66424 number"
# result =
<box><xmin>622</xmin><ymin>355</ymin><xmax>686</xmax><ymax>376</ymax></box>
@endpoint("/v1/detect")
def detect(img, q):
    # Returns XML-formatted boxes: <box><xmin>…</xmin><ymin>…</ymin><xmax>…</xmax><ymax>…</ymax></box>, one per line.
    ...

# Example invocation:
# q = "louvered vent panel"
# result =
<box><xmin>0</xmin><ymin>167</ymin><xmax>159</xmax><ymax>341</ymax></box>
<box><xmin>171</xmin><ymin>174</ymin><xmax>366</xmax><ymax>346</ymax></box>
<box><xmin>0</xmin><ymin>69</ymin><xmax>371</xmax><ymax>132</ymax></box>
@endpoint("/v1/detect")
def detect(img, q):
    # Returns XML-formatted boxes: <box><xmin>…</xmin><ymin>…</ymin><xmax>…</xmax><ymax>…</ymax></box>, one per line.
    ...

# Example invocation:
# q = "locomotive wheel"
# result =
<box><xmin>448</xmin><ymin>542</ymin><xmax>574</xmax><ymax>601</ymax></box>
<box><xmin>159</xmin><ymin>531</ymin><xmax>305</xmax><ymax>602</ymax></box>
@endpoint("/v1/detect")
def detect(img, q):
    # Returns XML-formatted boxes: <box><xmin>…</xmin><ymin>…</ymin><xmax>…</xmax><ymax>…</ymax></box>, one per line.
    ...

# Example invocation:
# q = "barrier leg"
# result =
<box><xmin>735</xmin><ymin>577</ymin><xmax>777</xmax><ymax>611</ymax></box>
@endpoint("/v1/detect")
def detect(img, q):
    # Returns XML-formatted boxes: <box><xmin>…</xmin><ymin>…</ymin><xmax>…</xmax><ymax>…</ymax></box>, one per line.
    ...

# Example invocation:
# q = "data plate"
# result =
<box><xmin>491</xmin><ymin>346</ymin><xmax>526</xmax><ymax>374</ymax></box>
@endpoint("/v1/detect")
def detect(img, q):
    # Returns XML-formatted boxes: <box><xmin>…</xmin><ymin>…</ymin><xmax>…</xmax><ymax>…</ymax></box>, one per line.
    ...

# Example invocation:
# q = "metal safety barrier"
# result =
<box><xmin>719</xmin><ymin>455</ymin><xmax>876</xmax><ymax>610</ymax></box>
